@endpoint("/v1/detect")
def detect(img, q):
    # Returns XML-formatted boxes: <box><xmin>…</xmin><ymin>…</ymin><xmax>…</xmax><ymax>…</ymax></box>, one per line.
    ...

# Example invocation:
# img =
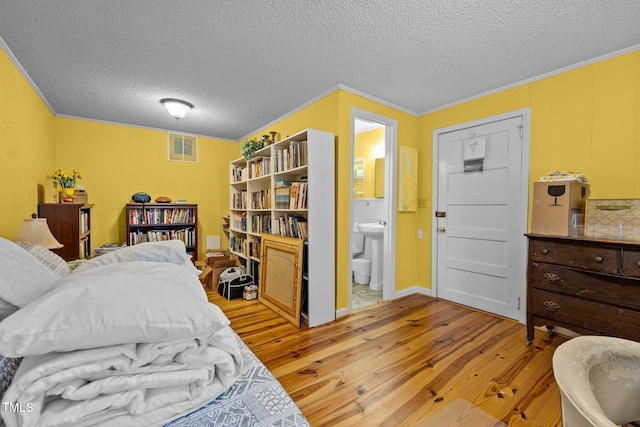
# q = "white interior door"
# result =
<box><xmin>434</xmin><ymin>110</ymin><xmax>529</xmax><ymax>321</ymax></box>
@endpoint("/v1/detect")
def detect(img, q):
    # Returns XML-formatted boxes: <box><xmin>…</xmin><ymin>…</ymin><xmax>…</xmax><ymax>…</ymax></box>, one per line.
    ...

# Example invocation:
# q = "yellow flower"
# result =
<box><xmin>50</xmin><ymin>168</ymin><xmax>81</xmax><ymax>188</ymax></box>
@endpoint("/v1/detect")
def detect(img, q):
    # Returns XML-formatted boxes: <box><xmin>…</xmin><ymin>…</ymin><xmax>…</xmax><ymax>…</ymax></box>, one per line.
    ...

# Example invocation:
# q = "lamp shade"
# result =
<box><xmin>161</xmin><ymin>98</ymin><xmax>193</xmax><ymax>119</ymax></box>
<box><xmin>14</xmin><ymin>218</ymin><xmax>63</xmax><ymax>249</ymax></box>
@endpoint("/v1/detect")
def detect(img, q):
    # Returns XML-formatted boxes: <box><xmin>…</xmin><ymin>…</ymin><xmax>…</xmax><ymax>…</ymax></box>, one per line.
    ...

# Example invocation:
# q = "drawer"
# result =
<box><xmin>529</xmin><ymin>262</ymin><xmax>640</xmax><ymax>311</ymax></box>
<box><xmin>530</xmin><ymin>239</ymin><xmax>618</xmax><ymax>273</ymax></box>
<box><xmin>531</xmin><ymin>289</ymin><xmax>640</xmax><ymax>340</ymax></box>
<box><xmin>621</xmin><ymin>250</ymin><xmax>640</xmax><ymax>278</ymax></box>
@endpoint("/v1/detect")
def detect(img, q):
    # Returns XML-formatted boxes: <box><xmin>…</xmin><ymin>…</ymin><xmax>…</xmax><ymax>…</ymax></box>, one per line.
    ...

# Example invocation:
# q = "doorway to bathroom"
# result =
<box><xmin>349</xmin><ymin>108</ymin><xmax>397</xmax><ymax>311</ymax></box>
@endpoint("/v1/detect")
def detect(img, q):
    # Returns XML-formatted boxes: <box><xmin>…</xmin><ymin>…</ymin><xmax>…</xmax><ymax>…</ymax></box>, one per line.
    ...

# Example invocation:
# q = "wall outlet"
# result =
<box><xmin>418</xmin><ymin>198</ymin><xmax>428</xmax><ymax>208</ymax></box>
<box><xmin>417</xmin><ymin>229</ymin><xmax>424</xmax><ymax>239</ymax></box>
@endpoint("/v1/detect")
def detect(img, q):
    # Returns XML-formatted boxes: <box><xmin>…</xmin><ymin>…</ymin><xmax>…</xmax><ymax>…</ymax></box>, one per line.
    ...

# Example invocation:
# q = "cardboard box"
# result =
<box><xmin>205</xmin><ymin>249</ymin><xmax>229</xmax><ymax>266</ymax></box>
<box><xmin>73</xmin><ymin>191</ymin><xmax>88</xmax><ymax>204</ymax></box>
<box><xmin>532</xmin><ymin>182</ymin><xmax>589</xmax><ymax>236</ymax></box>
<box><xmin>194</xmin><ymin>261</ymin><xmax>214</xmax><ymax>288</ymax></box>
<box><xmin>586</xmin><ymin>199</ymin><xmax>640</xmax><ymax>241</ymax></box>
<box><xmin>202</xmin><ymin>249</ymin><xmax>238</xmax><ymax>291</ymax></box>
<box><xmin>199</xmin><ymin>266</ymin><xmax>213</xmax><ymax>288</ymax></box>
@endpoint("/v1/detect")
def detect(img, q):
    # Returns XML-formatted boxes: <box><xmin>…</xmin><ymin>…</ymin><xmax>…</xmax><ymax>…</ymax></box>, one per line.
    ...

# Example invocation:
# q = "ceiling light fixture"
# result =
<box><xmin>161</xmin><ymin>98</ymin><xmax>194</xmax><ymax>120</ymax></box>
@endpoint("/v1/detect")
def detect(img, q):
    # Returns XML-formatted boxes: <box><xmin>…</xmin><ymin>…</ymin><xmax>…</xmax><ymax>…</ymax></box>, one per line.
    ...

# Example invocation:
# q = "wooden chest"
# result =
<box><xmin>526</xmin><ymin>234</ymin><xmax>640</xmax><ymax>344</ymax></box>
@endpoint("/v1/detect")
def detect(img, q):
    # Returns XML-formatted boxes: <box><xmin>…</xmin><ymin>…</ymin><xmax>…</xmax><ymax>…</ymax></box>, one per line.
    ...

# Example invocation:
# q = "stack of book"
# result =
<box><xmin>274</xmin><ymin>214</ymin><xmax>308</xmax><ymax>239</ymax></box>
<box><xmin>93</xmin><ymin>242</ymin><xmax>127</xmax><ymax>257</ymax></box>
<box><xmin>250</xmin><ymin>188</ymin><xmax>271</xmax><ymax>209</ymax></box>
<box><xmin>289</xmin><ymin>181</ymin><xmax>308</xmax><ymax>209</ymax></box>
<box><xmin>275</xmin><ymin>185</ymin><xmax>290</xmax><ymax>209</ymax></box>
<box><xmin>274</xmin><ymin>140</ymin><xmax>308</xmax><ymax>172</ymax></box>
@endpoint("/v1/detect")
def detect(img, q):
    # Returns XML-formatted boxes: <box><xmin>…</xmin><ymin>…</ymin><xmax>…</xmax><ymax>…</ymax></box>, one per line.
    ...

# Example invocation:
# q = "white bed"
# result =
<box><xmin>0</xmin><ymin>238</ymin><xmax>308</xmax><ymax>427</ymax></box>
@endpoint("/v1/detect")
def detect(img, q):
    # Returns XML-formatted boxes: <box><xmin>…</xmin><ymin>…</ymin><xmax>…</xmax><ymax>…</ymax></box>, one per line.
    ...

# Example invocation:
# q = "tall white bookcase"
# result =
<box><xmin>229</xmin><ymin>129</ymin><xmax>335</xmax><ymax>327</ymax></box>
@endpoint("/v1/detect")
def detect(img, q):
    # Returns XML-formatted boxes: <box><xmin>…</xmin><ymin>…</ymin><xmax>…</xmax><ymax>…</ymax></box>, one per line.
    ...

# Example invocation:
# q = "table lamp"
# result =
<box><xmin>14</xmin><ymin>213</ymin><xmax>63</xmax><ymax>249</ymax></box>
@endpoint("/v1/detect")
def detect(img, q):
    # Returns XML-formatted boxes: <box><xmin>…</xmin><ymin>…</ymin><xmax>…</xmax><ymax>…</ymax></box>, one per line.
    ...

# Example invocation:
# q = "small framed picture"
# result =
<box><xmin>168</xmin><ymin>133</ymin><xmax>198</xmax><ymax>162</ymax></box>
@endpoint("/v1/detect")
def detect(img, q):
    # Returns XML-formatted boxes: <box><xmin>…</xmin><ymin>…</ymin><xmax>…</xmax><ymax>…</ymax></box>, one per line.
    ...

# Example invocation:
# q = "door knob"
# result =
<box><xmin>438</xmin><ymin>226</ymin><xmax>446</xmax><ymax>233</ymax></box>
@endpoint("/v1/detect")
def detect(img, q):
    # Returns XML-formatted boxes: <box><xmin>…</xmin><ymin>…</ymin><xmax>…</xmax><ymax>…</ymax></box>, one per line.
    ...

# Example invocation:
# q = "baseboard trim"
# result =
<box><xmin>336</xmin><ymin>287</ymin><xmax>433</xmax><ymax>319</ymax></box>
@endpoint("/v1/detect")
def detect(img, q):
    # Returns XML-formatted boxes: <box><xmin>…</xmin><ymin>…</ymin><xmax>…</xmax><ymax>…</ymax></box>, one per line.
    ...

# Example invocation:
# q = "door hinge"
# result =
<box><xmin>517</xmin><ymin>297</ymin><xmax>521</xmax><ymax>310</ymax></box>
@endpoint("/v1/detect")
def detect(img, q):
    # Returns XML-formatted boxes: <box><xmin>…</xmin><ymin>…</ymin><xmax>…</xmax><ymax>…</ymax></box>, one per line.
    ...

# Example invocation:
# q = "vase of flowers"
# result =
<box><xmin>50</xmin><ymin>168</ymin><xmax>81</xmax><ymax>194</ymax></box>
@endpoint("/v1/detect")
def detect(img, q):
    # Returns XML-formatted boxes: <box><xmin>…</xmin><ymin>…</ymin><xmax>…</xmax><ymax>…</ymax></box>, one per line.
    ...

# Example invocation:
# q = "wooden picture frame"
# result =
<box><xmin>168</xmin><ymin>133</ymin><xmax>198</xmax><ymax>162</ymax></box>
<box><xmin>258</xmin><ymin>233</ymin><xmax>304</xmax><ymax>328</ymax></box>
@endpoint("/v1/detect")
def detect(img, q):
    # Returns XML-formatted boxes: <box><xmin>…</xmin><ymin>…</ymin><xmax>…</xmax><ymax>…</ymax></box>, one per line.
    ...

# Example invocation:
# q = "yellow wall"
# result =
<box><xmin>355</xmin><ymin>127</ymin><xmax>385</xmax><ymax>198</ymax></box>
<box><xmin>337</xmin><ymin>92</ymin><xmax>422</xmax><ymax>308</ymax></box>
<box><xmin>420</xmin><ymin>49</ymin><xmax>640</xmax><ymax>289</ymax></box>
<box><xmin>5</xmin><ymin>36</ymin><xmax>637</xmax><ymax>316</ymax></box>
<box><xmin>0</xmin><ymin>46</ymin><xmax>56</xmax><ymax>239</ymax></box>
<box><xmin>246</xmin><ymin>91</ymin><xmax>421</xmax><ymax>310</ymax></box>
<box><xmin>52</xmin><ymin>118</ymin><xmax>239</xmax><ymax>259</ymax></box>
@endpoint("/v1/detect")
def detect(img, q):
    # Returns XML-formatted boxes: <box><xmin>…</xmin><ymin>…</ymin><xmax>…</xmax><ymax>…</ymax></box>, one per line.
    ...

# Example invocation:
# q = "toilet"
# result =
<box><xmin>352</xmin><ymin>227</ymin><xmax>371</xmax><ymax>284</ymax></box>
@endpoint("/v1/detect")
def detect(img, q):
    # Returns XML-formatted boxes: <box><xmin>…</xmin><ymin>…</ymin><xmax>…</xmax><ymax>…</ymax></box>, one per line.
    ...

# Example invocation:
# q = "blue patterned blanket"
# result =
<box><xmin>166</xmin><ymin>334</ymin><xmax>309</xmax><ymax>427</ymax></box>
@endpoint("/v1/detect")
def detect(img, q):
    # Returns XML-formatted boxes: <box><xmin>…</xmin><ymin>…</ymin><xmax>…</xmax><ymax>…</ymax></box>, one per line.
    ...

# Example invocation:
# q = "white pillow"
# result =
<box><xmin>0</xmin><ymin>298</ymin><xmax>18</xmax><ymax>321</ymax></box>
<box><xmin>0</xmin><ymin>261</ymin><xmax>229</xmax><ymax>357</ymax></box>
<box><xmin>0</xmin><ymin>237</ymin><xmax>60</xmax><ymax>310</ymax></box>
<box><xmin>16</xmin><ymin>241</ymin><xmax>71</xmax><ymax>276</ymax></box>
<box><xmin>73</xmin><ymin>240</ymin><xmax>193</xmax><ymax>274</ymax></box>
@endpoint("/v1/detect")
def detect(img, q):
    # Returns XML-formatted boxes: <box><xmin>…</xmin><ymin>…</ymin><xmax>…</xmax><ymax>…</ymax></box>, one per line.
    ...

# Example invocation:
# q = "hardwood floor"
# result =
<box><xmin>207</xmin><ymin>291</ymin><xmax>567</xmax><ymax>426</ymax></box>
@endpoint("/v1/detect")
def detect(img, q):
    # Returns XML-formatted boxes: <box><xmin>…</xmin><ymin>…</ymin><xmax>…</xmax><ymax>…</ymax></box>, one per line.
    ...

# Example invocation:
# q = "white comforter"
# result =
<box><xmin>2</xmin><ymin>326</ymin><xmax>242</xmax><ymax>427</ymax></box>
<box><xmin>0</xmin><ymin>246</ymin><xmax>243</xmax><ymax>427</ymax></box>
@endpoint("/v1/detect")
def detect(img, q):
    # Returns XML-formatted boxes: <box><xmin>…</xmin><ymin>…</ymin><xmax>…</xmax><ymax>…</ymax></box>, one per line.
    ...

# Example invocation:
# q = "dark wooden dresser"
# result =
<box><xmin>526</xmin><ymin>234</ymin><xmax>640</xmax><ymax>344</ymax></box>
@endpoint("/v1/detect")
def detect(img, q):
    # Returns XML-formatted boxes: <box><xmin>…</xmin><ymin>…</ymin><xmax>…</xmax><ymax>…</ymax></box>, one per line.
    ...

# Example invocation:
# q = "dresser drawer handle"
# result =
<box><xmin>543</xmin><ymin>273</ymin><xmax>560</xmax><ymax>284</ymax></box>
<box><xmin>637</xmin><ymin>261</ymin><xmax>640</xmax><ymax>268</ymax></box>
<box><xmin>541</xmin><ymin>249</ymin><xmax>549</xmax><ymax>255</ymax></box>
<box><xmin>595</xmin><ymin>256</ymin><xmax>603</xmax><ymax>263</ymax></box>
<box><xmin>543</xmin><ymin>301</ymin><xmax>561</xmax><ymax>312</ymax></box>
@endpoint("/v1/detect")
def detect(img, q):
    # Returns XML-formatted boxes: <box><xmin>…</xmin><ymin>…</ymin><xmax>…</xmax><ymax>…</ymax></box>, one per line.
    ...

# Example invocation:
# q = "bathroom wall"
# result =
<box><xmin>352</xmin><ymin>199</ymin><xmax>385</xmax><ymax>225</ymax></box>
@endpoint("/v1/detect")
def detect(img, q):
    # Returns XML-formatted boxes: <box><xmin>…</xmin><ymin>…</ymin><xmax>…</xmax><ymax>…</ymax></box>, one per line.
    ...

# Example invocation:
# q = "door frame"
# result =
<box><xmin>431</xmin><ymin>108</ymin><xmax>531</xmax><ymax>323</ymax></box>
<box><xmin>349</xmin><ymin>107</ymin><xmax>398</xmax><ymax>307</ymax></box>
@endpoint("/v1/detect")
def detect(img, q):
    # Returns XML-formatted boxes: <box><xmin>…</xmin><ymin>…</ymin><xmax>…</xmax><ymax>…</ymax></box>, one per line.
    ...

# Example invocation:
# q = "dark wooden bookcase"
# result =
<box><xmin>125</xmin><ymin>203</ymin><xmax>198</xmax><ymax>261</ymax></box>
<box><xmin>38</xmin><ymin>203</ymin><xmax>93</xmax><ymax>261</ymax></box>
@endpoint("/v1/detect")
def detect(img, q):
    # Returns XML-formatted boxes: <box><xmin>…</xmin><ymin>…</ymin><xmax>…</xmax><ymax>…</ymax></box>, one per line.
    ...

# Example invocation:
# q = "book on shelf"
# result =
<box><xmin>233</xmin><ymin>190</ymin><xmax>247</xmax><ymax>209</ymax></box>
<box><xmin>251</xmin><ymin>213</ymin><xmax>271</xmax><ymax>234</ymax></box>
<box><xmin>231</xmin><ymin>166</ymin><xmax>245</xmax><ymax>183</ymax></box>
<box><xmin>250</xmin><ymin>188</ymin><xmax>271</xmax><ymax>209</ymax></box>
<box><xmin>230</xmin><ymin>235</ymin><xmax>247</xmax><ymax>255</ymax></box>
<box><xmin>248</xmin><ymin>238</ymin><xmax>261</xmax><ymax>259</ymax></box>
<box><xmin>128</xmin><ymin>207</ymin><xmax>194</xmax><ymax>225</ymax></box>
<box><xmin>274</xmin><ymin>140</ymin><xmax>308</xmax><ymax>172</ymax></box>
<box><xmin>274</xmin><ymin>214</ymin><xmax>308</xmax><ymax>239</ymax></box>
<box><xmin>248</xmin><ymin>157</ymin><xmax>271</xmax><ymax>179</ymax></box>
<box><xmin>289</xmin><ymin>181</ymin><xmax>308</xmax><ymax>209</ymax></box>
<box><xmin>275</xmin><ymin>185</ymin><xmax>290</xmax><ymax>209</ymax></box>
<box><xmin>232</xmin><ymin>212</ymin><xmax>247</xmax><ymax>231</ymax></box>
<box><xmin>128</xmin><ymin>228</ymin><xmax>194</xmax><ymax>246</ymax></box>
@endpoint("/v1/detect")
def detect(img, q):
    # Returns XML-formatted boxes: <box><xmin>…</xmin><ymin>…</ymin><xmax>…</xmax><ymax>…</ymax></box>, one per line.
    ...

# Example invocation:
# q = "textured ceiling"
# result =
<box><xmin>1</xmin><ymin>1</ymin><xmax>639</xmax><ymax>141</ymax></box>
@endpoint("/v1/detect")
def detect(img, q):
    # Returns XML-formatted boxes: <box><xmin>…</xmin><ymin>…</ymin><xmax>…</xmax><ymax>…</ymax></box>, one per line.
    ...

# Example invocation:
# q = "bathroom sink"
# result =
<box><xmin>357</xmin><ymin>222</ymin><xmax>384</xmax><ymax>240</ymax></box>
<box><xmin>356</xmin><ymin>222</ymin><xmax>384</xmax><ymax>291</ymax></box>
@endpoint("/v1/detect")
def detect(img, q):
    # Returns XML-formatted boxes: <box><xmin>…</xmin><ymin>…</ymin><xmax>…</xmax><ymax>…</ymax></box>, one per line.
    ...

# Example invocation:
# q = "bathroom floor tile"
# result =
<box><xmin>352</xmin><ymin>281</ymin><xmax>382</xmax><ymax>310</ymax></box>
